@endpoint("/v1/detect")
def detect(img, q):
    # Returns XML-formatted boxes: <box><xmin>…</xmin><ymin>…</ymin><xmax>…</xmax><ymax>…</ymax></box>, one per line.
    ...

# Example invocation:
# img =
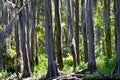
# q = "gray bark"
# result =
<box><xmin>44</xmin><ymin>0</ymin><xmax>59</xmax><ymax>78</ymax></box>
<box><xmin>112</xmin><ymin>0</ymin><xmax>120</xmax><ymax>76</ymax></box>
<box><xmin>86</xmin><ymin>0</ymin><xmax>96</xmax><ymax>73</ymax></box>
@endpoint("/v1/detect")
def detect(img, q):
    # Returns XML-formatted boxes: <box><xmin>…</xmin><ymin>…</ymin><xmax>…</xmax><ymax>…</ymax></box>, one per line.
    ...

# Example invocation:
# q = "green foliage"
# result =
<box><xmin>0</xmin><ymin>70</ymin><xmax>11</xmax><ymax>80</ymax></box>
<box><xmin>96</xmin><ymin>54</ymin><xmax>116</xmax><ymax>75</ymax></box>
<box><xmin>32</xmin><ymin>54</ymin><xmax>47</xmax><ymax>78</ymax></box>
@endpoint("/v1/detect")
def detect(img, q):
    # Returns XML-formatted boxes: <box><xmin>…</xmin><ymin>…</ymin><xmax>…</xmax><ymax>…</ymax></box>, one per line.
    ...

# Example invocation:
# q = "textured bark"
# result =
<box><xmin>103</xmin><ymin>0</ymin><xmax>111</xmax><ymax>58</ymax></box>
<box><xmin>44</xmin><ymin>0</ymin><xmax>59</xmax><ymax>79</ymax></box>
<box><xmin>54</xmin><ymin>0</ymin><xmax>64</xmax><ymax>70</ymax></box>
<box><xmin>81</xmin><ymin>0</ymin><xmax>88</xmax><ymax>63</ymax></box>
<box><xmin>19</xmin><ymin>0</ymin><xmax>31</xmax><ymax>77</ymax></box>
<box><xmin>86</xmin><ymin>0</ymin><xmax>96</xmax><ymax>73</ymax></box>
<box><xmin>112</xmin><ymin>0</ymin><xmax>120</xmax><ymax>76</ymax></box>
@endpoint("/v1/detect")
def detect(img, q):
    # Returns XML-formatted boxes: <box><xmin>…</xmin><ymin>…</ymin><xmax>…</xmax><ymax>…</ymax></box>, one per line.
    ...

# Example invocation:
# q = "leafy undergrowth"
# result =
<box><xmin>0</xmin><ymin>54</ymin><xmax>117</xmax><ymax>79</ymax></box>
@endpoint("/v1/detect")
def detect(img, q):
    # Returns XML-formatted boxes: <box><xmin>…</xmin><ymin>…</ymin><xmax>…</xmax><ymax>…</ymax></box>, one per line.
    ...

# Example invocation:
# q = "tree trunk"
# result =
<box><xmin>25</xmin><ymin>0</ymin><xmax>32</xmax><ymax>71</ymax></box>
<box><xmin>54</xmin><ymin>0</ymin><xmax>64</xmax><ymax>70</ymax></box>
<box><xmin>86</xmin><ymin>0</ymin><xmax>96</xmax><ymax>73</ymax></box>
<box><xmin>12</xmin><ymin>0</ymin><xmax>21</xmax><ymax>77</ymax></box>
<box><xmin>30</xmin><ymin>0</ymin><xmax>36</xmax><ymax>71</ymax></box>
<box><xmin>81</xmin><ymin>0</ymin><xmax>88</xmax><ymax>63</ymax></box>
<box><xmin>112</xmin><ymin>0</ymin><xmax>120</xmax><ymax>76</ymax></box>
<box><xmin>66</xmin><ymin>0</ymin><xmax>78</xmax><ymax>70</ymax></box>
<box><xmin>103</xmin><ymin>0</ymin><xmax>111</xmax><ymax>58</ymax></box>
<box><xmin>75</xmin><ymin>0</ymin><xmax>80</xmax><ymax>65</ymax></box>
<box><xmin>44</xmin><ymin>0</ymin><xmax>59</xmax><ymax>79</ymax></box>
<box><xmin>19</xmin><ymin>0</ymin><xmax>31</xmax><ymax>77</ymax></box>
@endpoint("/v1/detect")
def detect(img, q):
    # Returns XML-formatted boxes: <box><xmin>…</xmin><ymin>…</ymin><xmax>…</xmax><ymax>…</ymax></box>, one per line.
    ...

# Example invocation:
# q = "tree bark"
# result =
<box><xmin>86</xmin><ymin>0</ymin><xmax>96</xmax><ymax>73</ymax></box>
<box><xmin>44</xmin><ymin>0</ymin><xmax>59</xmax><ymax>79</ymax></box>
<box><xmin>19</xmin><ymin>0</ymin><xmax>31</xmax><ymax>77</ymax></box>
<box><xmin>112</xmin><ymin>0</ymin><xmax>120</xmax><ymax>77</ymax></box>
<box><xmin>75</xmin><ymin>0</ymin><xmax>80</xmax><ymax>65</ymax></box>
<box><xmin>81</xmin><ymin>0</ymin><xmax>88</xmax><ymax>63</ymax></box>
<box><xmin>54</xmin><ymin>0</ymin><xmax>64</xmax><ymax>70</ymax></box>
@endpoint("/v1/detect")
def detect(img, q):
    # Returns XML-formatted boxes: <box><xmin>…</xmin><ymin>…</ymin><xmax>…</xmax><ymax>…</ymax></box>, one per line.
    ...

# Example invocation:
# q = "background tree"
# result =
<box><xmin>54</xmin><ymin>0</ymin><xmax>64</xmax><ymax>70</ymax></box>
<box><xmin>19</xmin><ymin>0</ymin><xmax>31</xmax><ymax>77</ymax></box>
<box><xmin>103</xmin><ymin>0</ymin><xmax>111</xmax><ymax>58</ymax></box>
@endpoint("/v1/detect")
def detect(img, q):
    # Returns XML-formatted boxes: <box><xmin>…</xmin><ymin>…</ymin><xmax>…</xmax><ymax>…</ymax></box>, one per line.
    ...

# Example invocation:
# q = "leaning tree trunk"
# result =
<box><xmin>54</xmin><ymin>0</ymin><xmax>64</xmax><ymax>70</ymax></box>
<box><xmin>44</xmin><ymin>0</ymin><xmax>59</xmax><ymax>79</ymax></box>
<box><xmin>86</xmin><ymin>0</ymin><xmax>96</xmax><ymax>73</ymax></box>
<box><xmin>19</xmin><ymin>0</ymin><xmax>31</xmax><ymax>77</ymax></box>
<box><xmin>112</xmin><ymin>0</ymin><xmax>120</xmax><ymax>77</ymax></box>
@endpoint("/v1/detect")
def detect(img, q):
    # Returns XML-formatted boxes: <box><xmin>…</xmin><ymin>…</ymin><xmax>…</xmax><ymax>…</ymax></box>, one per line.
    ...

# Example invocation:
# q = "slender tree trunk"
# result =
<box><xmin>86</xmin><ymin>0</ymin><xmax>96</xmax><ymax>73</ymax></box>
<box><xmin>54</xmin><ymin>0</ymin><xmax>64</xmax><ymax>70</ymax></box>
<box><xmin>66</xmin><ymin>0</ymin><xmax>78</xmax><ymax>70</ymax></box>
<box><xmin>11</xmin><ymin>0</ymin><xmax>21</xmax><ymax>77</ymax></box>
<box><xmin>30</xmin><ymin>0</ymin><xmax>36</xmax><ymax>71</ymax></box>
<box><xmin>19</xmin><ymin>0</ymin><xmax>31</xmax><ymax>77</ymax></box>
<box><xmin>103</xmin><ymin>0</ymin><xmax>111</xmax><ymax>58</ymax></box>
<box><xmin>25</xmin><ymin>0</ymin><xmax>32</xmax><ymax>71</ymax></box>
<box><xmin>75</xmin><ymin>0</ymin><xmax>80</xmax><ymax>65</ymax></box>
<box><xmin>81</xmin><ymin>0</ymin><xmax>88</xmax><ymax>63</ymax></box>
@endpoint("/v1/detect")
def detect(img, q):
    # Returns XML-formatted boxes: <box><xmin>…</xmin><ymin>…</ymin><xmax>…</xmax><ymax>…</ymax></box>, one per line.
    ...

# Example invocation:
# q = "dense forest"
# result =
<box><xmin>0</xmin><ymin>0</ymin><xmax>120</xmax><ymax>80</ymax></box>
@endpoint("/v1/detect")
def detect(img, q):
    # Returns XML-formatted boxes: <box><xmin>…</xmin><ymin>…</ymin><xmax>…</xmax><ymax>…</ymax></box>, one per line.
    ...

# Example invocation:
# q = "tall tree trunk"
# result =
<box><xmin>25</xmin><ymin>0</ymin><xmax>31</xmax><ymax>71</ymax></box>
<box><xmin>75</xmin><ymin>0</ymin><xmax>80</xmax><ymax>65</ymax></box>
<box><xmin>19</xmin><ymin>0</ymin><xmax>31</xmax><ymax>77</ymax></box>
<box><xmin>66</xmin><ymin>0</ymin><xmax>78</xmax><ymax>70</ymax></box>
<box><xmin>44</xmin><ymin>0</ymin><xmax>59</xmax><ymax>78</ymax></box>
<box><xmin>112</xmin><ymin>0</ymin><xmax>120</xmax><ymax>77</ymax></box>
<box><xmin>30</xmin><ymin>0</ymin><xmax>36</xmax><ymax>71</ymax></box>
<box><xmin>81</xmin><ymin>0</ymin><xmax>88</xmax><ymax>63</ymax></box>
<box><xmin>54</xmin><ymin>0</ymin><xmax>64</xmax><ymax>70</ymax></box>
<box><xmin>103</xmin><ymin>0</ymin><xmax>111</xmax><ymax>58</ymax></box>
<box><xmin>12</xmin><ymin>0</ymin><xmax>21</xmax><ymax>77</ymax></box>
<box><xmin>86</xmin><ymin>0</ymin><xmax>96</xmax><ymax>73</ymax></box>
